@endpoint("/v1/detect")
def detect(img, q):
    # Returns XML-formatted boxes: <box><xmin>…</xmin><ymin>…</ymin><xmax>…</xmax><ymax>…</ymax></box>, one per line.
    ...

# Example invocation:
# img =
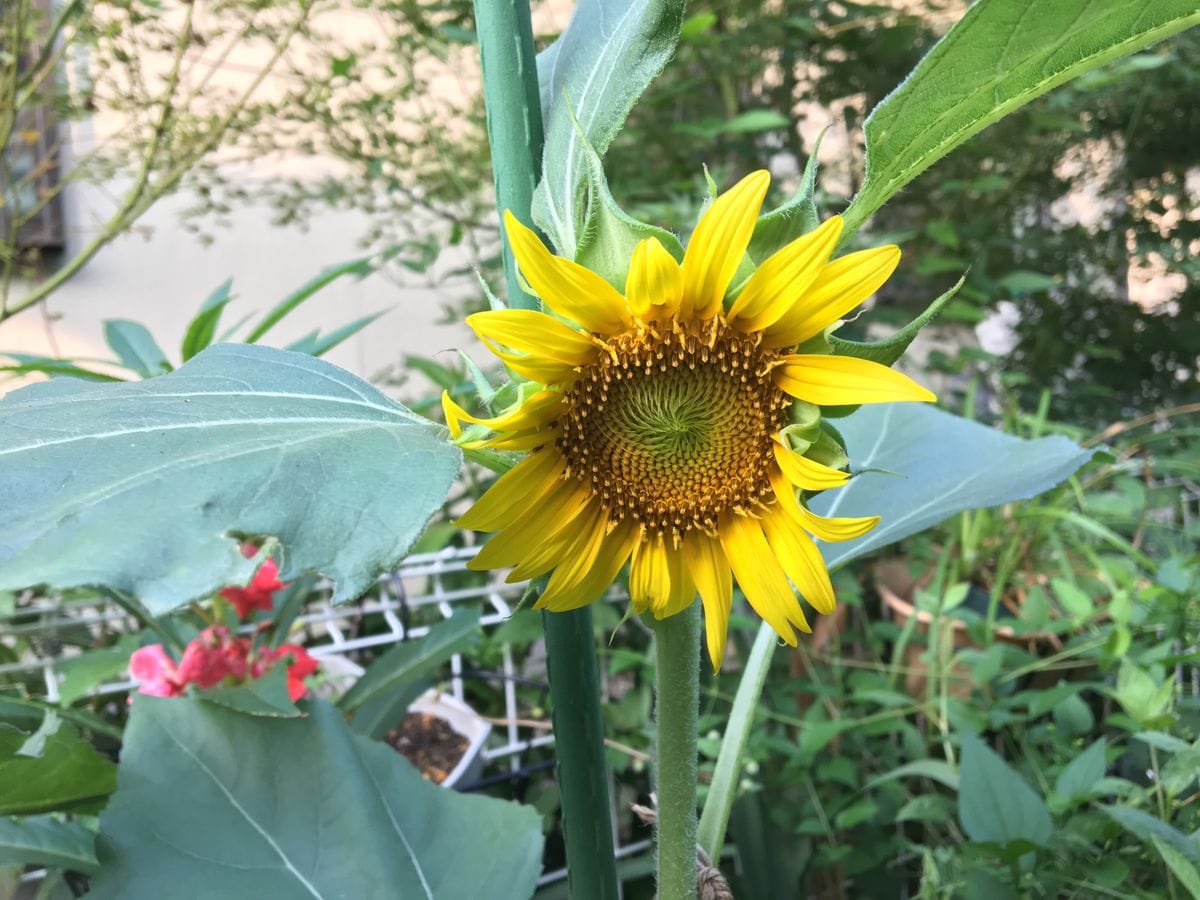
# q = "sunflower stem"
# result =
<box><xmin>653</xmin><ymin>603</ymin><xmax>701</xmax><ymax>900</ymax></box>
<box><xmin>472</xmin><ymin>1</ymin><xmax>620</xmax><ymax>897</ymax></box>
<box><xmin>473</xmin><ymin>0</ymin><xmax>544</xmax><ymax>311</ymax></box>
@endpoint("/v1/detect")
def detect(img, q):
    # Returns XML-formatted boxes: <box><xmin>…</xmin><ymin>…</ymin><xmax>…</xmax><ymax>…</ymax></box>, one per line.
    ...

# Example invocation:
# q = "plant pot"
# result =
<box><xmin>387</xmin><ymin>689</ymin><xmax>491</xmax><ymax>790</ymax></box>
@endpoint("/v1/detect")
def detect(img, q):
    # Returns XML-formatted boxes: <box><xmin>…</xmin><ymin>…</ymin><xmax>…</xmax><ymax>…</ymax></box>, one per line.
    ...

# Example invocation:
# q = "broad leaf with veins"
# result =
<box><xmin>0</xmin><ymin>344</ymin><xmax>461</xmax><ymax>614</ymax></box>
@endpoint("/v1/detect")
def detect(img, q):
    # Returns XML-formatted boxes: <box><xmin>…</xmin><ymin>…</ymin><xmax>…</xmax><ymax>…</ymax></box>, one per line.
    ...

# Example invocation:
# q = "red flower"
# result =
<box><xmin>175</xmin><ymin>626</ymin><xmax>251</xmax><ymax>688</ymax></box>
<box><xmin>129</xmin><ymin>625</ymin><xmax>318</xmax><ymax>703</ymax></box>
<box><xmin>220</xmin><ymin>557</ymin><xmax>287</xmax><ymax>619</ymax></box>
<box><xmin>129</xmin><ymin>644</ymin><xmax>183</xmax><ymax>697</ymax></box>
<box><xmin>253</xmin><ymin>644</ymin><xmax>320</xmax><ymax>701</ymax></box>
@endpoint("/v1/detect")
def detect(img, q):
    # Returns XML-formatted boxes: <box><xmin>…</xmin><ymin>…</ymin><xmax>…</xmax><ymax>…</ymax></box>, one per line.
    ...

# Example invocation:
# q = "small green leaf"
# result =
<box><xmin>941</xmin><ymin>582</ymin><xmax>970</xmax><ymax>613</ymax></box>
<box><xmin>0</xmin><ymin>722</ymin><xmax>116</xmax><ymax>815</ymax></box>
<box><xmin>57</xmin><ymin>640</ymin><xmax>139</xmax><ymax>706</ymax></box>
<box><xmin>0</xmin><ymin>815</ymin><xmax>98</xmax><ymax>873</ymax></box>
<box><xmin>865</xmin><ymin>758</ymin><xmax>960</xmax><ymax>792</ymax></box>
<box><xmin>1020</xmin><ymin>584</ymin><xmax>1051</xmax><ymax>630</ymax></box>
<box><xmin>1053</xmin><ymin>694</ymin><xmax>1095</xmax><ymax>736</ymax></box>
<box><xmin>679</xmin><ymin>11</ymin><xmax>716</xmax><ymax>39</ymax></box>
<box><xmin>1135</xmin><ymin>731</ymin><xmax>1192</xmax><ymax>754</ymax></box>
<box><xmin>958</xmin><ymin>731</ymin><xmax>1053</xmax><ymax>848</ymax></box>
<box><xmin>285</xmin><ymin>309</ymin><xmax>390</xmax><ymax>358</ymax></box>
<box><xmin>245</xmin><ymin>257</ymin><xmax>373</xmax><ymax>343</ymax></box>
<box><xmin>924</xmin><ymin>220</ymin><xmax>959</xmax><ymax>249</ymax></box>
<box><xmin>103</xmin><ymin>320</ymin><xmax>172</xmax><ymax>377</ymax></box>
<box><xmin>833</xmin><ymin>799</ymin><xmax>877</xmax><ymax>829</ymax></box>
<box><xmin>1054</xmin><ymin>738</ymin><xmax>1107</xmax><ymax>801</ymax></box>
<box><xmin>896</xmin><ymin>794</ymin><xmax>955</xmax><ymax>824</ymax></box>
<box><xmin>574</xmin><ymin>121</ymin><xmax>683</xmax><ymax>289</ymax></box>
<box><xmin>719</xmin><ymin>109</ymin><xmax>790</xmax><ymax>134</ymax></box>
<box><xmin>340</xmin><ymin>608</ymin><xmax>482</xmax><ymax>714</ymax></box>
<box><xmin>181</xmin><ymin>278</ymin><xmax>233</xmax><ymax>362</ymax></box>
<box><xmin>1114</xmin><ymin>661</ymin><xmax>1174</xmax><ymax>727</ymax></box>
<box><xmin>17</xmin><ymin>710</ymin><xmax>61</xmax><ymax>758</ymax></box>
<box><xmin>0</xmin><ymin>354</ymin><xmax>124</xmax><ymax>382</ymax></box>
<box><xmin>998</xmin><ymin>271</ymin><xmax>1059</xmax><ymax>294</ymax></box>
<box><xmin>829</xmin><ymin>274</ymin><xmax>965</xmax><ymax>369</ymax></box>
<box><xmin>1051</xmin><ymin>577</ymin><xmax>1094</xmax><ymax>623</ymax></box>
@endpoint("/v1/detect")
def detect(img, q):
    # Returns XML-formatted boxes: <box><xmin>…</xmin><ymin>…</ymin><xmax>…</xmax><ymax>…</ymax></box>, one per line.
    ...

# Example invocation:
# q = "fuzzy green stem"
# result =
<box><xmin>543</xmin><ymin>606</ymin><xmax>620</xmax><ymax>900</ymax></box>
<box><xmin>473</xmin><ymin>2</ymin><xmax>620</xmax><ymax>897</ymax></box>
<box><xmin>654</xmin><ymin>603</ymin><xmax>701</xmax><ymax>900</ymax></box>
<box><xmin>473</xmin><ymin>0</ymin><xmax>544</xmax><ymax>312</ymax></box>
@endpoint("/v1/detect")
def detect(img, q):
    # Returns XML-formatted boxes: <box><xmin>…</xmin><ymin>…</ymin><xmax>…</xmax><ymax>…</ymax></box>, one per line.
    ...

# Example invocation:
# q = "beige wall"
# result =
<box><xmin>1</xmin><ymin>173</ymin><xmax>479</xmax><ymax>396</ymax></box>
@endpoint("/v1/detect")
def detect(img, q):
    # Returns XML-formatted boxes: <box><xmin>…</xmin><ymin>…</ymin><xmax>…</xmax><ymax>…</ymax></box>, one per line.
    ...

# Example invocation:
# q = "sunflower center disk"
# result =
<box><xmin>558</xmin><ymin>319</ymin><xmax>789</xmax><ymax>539</ymax></box>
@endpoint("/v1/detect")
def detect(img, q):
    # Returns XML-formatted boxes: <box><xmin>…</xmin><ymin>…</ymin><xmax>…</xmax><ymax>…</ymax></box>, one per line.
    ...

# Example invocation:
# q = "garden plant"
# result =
<box><xmin>1</xmin><ymin>0</ymin><xmax>1198</xmax><ymax>898</ymax></box>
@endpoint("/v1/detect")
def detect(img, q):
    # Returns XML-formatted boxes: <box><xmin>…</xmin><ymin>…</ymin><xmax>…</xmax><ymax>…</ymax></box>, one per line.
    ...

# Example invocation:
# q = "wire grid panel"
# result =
<box><xmin>0</xmin><ymin>547</ymin><xmax>559</xmax><ymax>770</ymax></box>
<box><xmin>1</xmin><ymin>546</ymin><xmax>651</xmax><ymax>892</ymax></box>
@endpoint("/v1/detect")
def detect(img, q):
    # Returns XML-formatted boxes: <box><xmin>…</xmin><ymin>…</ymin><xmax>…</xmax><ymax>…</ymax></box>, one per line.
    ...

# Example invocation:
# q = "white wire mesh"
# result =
<box><xmin>0</xmin><ymin>545</ymin><xmax>649</xmax><ymax>893</ymax></box>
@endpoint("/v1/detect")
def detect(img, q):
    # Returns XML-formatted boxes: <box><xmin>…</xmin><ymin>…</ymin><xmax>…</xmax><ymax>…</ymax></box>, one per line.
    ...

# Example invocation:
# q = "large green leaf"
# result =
<box><xmin>841</xmin><ymin>0</ymin><xmax>1200</xmax><ymax>235</ymax></box>
<box><xmin>89</xmin><ymin>698</ymin><xmax>544</xmax><ymax>899</ymax></box>
<box><xmin>533</xmin><ymin>0</ymin><xmax>685</xmax><ymax>255</ymax></box>
<box><xmin>958</xmin><ymin>732</ymin><xmax>1053</xmax><ymax>849</ymax></box>
<box><xmin>810</xmin><ymin>402</ymin><xmax>1095</xmax><ymax>569</ymax></box>
<box><xmin>0</xmin><ymin>722</ymin><xmax>116</xmax><ymax>816</ymax></box>
<box><xmin>0</xmin><ymin>815</ymin><xmax>98</xmax><ymax>873</ymax></box>
<box><xmin>0</xmin><ymin>344</ymin><xmax>461</xmax><ymax>614</ymax></box>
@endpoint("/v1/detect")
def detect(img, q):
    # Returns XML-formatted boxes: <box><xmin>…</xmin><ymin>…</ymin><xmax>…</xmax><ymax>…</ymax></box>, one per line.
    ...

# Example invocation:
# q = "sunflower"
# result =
<box><xmin>446</xmin><ymin>171</ymin><xmax>934</xmax><ymax>669</ymax></box>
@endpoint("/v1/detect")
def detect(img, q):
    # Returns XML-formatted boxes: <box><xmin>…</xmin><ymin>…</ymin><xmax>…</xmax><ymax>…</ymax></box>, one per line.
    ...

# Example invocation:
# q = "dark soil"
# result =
<box><xmin>387</xmin><ymin>712</ymin><xmax>469</xmax><ymax>784</ymax></box>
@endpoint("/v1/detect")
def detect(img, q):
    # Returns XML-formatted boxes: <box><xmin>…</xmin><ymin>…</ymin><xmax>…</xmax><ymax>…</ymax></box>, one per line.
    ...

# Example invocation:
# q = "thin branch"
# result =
<box><xmin>4</xmin><ymin>2</ymin><xmax>314</xmax><ymax>321</ymax></box>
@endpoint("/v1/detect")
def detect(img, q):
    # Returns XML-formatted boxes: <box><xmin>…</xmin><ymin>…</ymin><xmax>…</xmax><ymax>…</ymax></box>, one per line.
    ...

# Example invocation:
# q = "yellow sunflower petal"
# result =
<box><xmin>769</xmin><ymin>468</ymin><xmax>878</xmax><ymax>543</ymax></box>
<box><xmin>761</xmin><ymin>507</ymin><xmax>836</xmax><ymax>615</ymax></box>
<box><xmin>772</xmin><ymin>439</ymin><xmax>850</xmax><ymax>491</ymax></box>
<box><xmin>443</xmin><ymin>389</ymin><xmax>562</xmax><ymax>437</ymax></box>
<box><xmin>474</xmin><ymin>427</ymin><xmax>558</xmax><ymax>452</ymax></box>
<box><xmin>456</xmin><ymin>450</ymin><xmax>566</xmax><ymax>533</ymax></box>
<box><xmin>656</xmin><ymin>541</ymin><xmax>697</xmax><ymax>619</ymax></box>
<box><xmin>682</xmin><ymin>531</ymin><xmax>733</xmax><ymax>671</ymax></box>
<box><xmin>536</xmin><ymin>519</ymin><xmax>642</xmax><ymax>612</ymax></box>
<box><xmin>764</xmin><ymin>245</ymin><xmax>901</xmax><ymax>349</ymax></box>
<box><xmin>504</xmin><ymin>210</ymin><xmax>631</xmax><ymax>334</ymax></box>
<box><xmin>484</xmin><ymin>338</ymin><xmax>580</xmax><ymax>385</ymax></box>
<box><xmin>727</xmin><ymin>216</ymin><xmax>843</xmax><ymax>331</ymax></box>
<box><xmin>680</xmin><ymin>170</ymin><xmax>771</xmax><ymax>319</ymax></box>
<box><xmin>626</xmin><ymin>237</ymin><xmax>684</xmax><ymax>321</ymax></box>
<box><xmin>795</xmin><ymin>505</ymin><xmax>878</xmax><ymax>543</ymax></box>
<box><xmin>467</xmin><ymin>310</ymin><xmax>600</xmax><ymax>365</ymax></box>
<box><xmin>630</xmin><ymin>533</ymin><xmax>668</xmax><ymax>614</ymax></box>
<box><xmin>467</xmin><ymin>478</ymin><xmax>592</xmax><ymax>570</ymax></box>
<box><xmin>442</xmin><ymin>390</ymin><xmax>465</xmax><ymax>438</ymax></box>
<box><xmin>718</xmin><ymin>512</ymin><xmax>808</xmax><ymax>643</ymax></box>
<box><xmin>509</xmin><ymin>498</ymin><xmax>606</xmax><ymax>582</ymax></box>
<box><xmin>774</xmin><ymin>354</ymin><xmax>937</xmax><ymax>406</ymax></box>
